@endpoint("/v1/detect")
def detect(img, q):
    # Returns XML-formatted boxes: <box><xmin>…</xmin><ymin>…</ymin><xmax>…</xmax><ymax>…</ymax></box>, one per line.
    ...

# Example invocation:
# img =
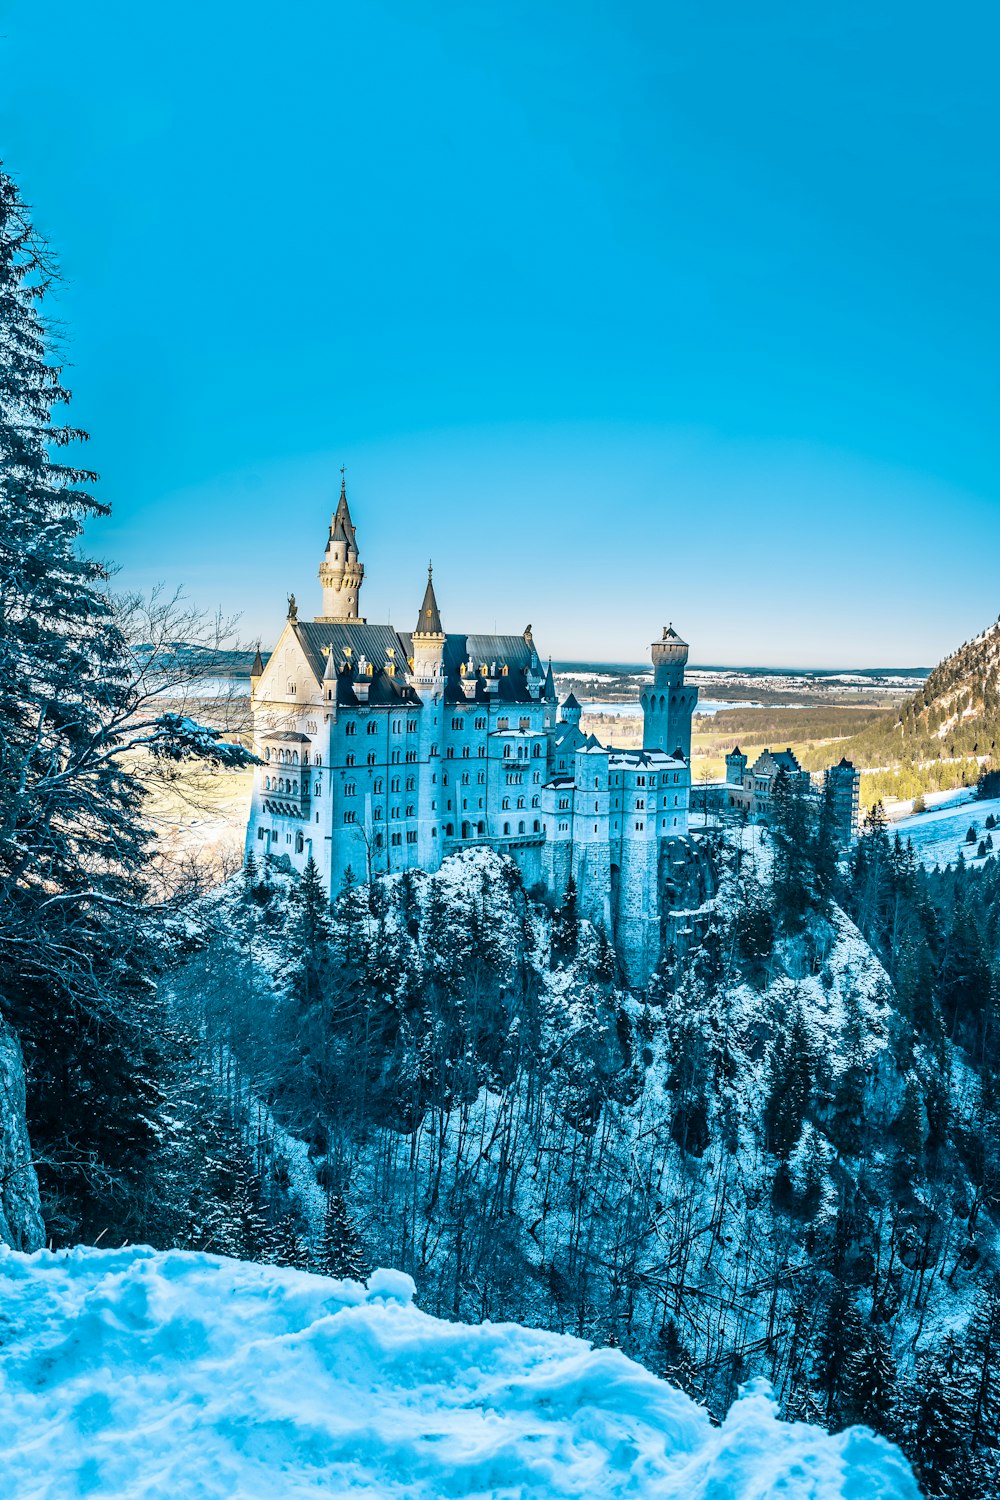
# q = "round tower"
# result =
<box><xmin>317</xmin><ymin>474</ymin><xmax>365</xmax><ymax>622</ymax></box>
<box><xmin>640</xmin><ymin>624</ymin><xmax>698</xmax><ymax>760</ymax></box>
<box><xmin>411</xmin><ymin>563</ymin><xmax>445</xmax><ymax>686</ymax></box>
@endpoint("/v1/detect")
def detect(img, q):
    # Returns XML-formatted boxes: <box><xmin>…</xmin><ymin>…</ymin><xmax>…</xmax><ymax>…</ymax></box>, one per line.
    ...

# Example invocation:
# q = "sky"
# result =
<box><xmin>2</xmin><ymin>1</ymin><xmax>998</xmax><ymax>666</ymax></box>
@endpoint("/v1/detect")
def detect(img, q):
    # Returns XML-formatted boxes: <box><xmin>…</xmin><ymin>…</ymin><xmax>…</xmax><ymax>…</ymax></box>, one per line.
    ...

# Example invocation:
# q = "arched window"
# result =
<box><xmin>532</xmin><ymin>743</ymin><xmax>540</xmax><ymax>757</ymax></box>
<box><xmin>367</xmin><ymin>721</ymin><xmax>377</xmax><ymax>735</ymax></box>
<box><xmin>477</xmin><ymin>821</ymin><xmax>485</xmax><ymax>835</ymax></box>
<box><xmin>295</xmin><ymin>832</ymin><xmax>304</xmax><ymax>854</ymax></box>
<box><xmin>264</xmin><ymin>776</ymin><xmax>271</xmax><ymax>790</ymax></box>
<box><xmin>265</xmin><ymin>746</ymin><xmax>271</xmax><ymax>761</ymax></box>
<box><xmin>445</xmin><ymin>822</ymin><xmax>454</xmax><ymax>836</ymax></box>
<box><xmin>503</xmin><ymin>821</ymin><xmax>510</xmax><ymax>835</ymax></box>
<box><xmin>518</xmin><ymin>820</ymin><xmax>525</xmax><ymax>834</ymax></box>
<box><xmin>502</xmin><ymin>797</ymin><xmax>510</xmax><ymax>810</ymax></box>
<box><xmin>346</xmin><ymin>722</ymin><xmax>356</xmax><ymax>736</ymax></box>
<box><xmin>374</xmin><ymin>778</ymin><xmax>383</xmax><ymax>793</ymax></box>
<box><xmin>533</xmin><ymin>819</ymin><xmax>540</xmax><ymax>832</ymax></box>
<box><xmin>315</xmin><ymin>782</ymin><xmax>321</xmax><ymax>797</ymax></box>
<box><xmin>531</xmin><ymin>796</ymin><xmax>539</xmax><ymax>808</ymax></box>
<box><xmin>517</xmin><ymin>796</ymin><xmax>524</xmax><ymax>809</ymax></box>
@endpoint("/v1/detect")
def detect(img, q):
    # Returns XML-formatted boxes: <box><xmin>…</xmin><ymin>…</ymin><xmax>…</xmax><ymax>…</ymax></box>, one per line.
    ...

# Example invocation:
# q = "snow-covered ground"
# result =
<box><xmin>582</xmin><ymin>698</ymin><xmax>764</xmax><ymax>718</ymax></box>
<box><xmin>0</xmin><ymin>1246</ymin><xmax>918</xmax><ymax>1500</ymax></box>
<box><xmin>893</xmin><ymin>792</ymin><xmax>1000</xmax><ymax>869</ymax></box>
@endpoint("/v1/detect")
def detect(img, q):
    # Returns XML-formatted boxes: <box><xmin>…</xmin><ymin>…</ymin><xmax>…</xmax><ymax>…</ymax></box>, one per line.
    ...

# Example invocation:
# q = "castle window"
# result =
<box><xmin>503</xmin><ymin>745</ymin><xmax>511</xmax><ymax>759</ymax></box>
<box><xmin>406</xmin><ymin>776</ymin><xmax>415</xmax><ymax>791</ymax></box>
<box><xmin>445</xmin><ymin>823</ymin><xmax>454</xmax><ymax>836</ymax></box>
<box><xmin>502</xmin><ymin>797</ymin><xmax>510</xmax><ymax>810</ymax></box>
<box><xmin>558</xmin><ymin>798</ymin><xmax>568</xmax><ymax>811</ymax></box>
<box><xmin>442</xmin><ymin>772</ymin><xmax>449</xmax><ymax>786</ymax></box>
<box><xmin>367</xmin><ymin>752</ymin><xmax>376</xmax><ymax>766</ymax></box>
<box><xmin>295</xmin><ymin>832</ymin><xmax>304</xmax><ymax>854</ymax></box>
<box><xmin>406</xmin><ymin>750</ymin><xmax>417</xmax><ymax>763</ymax></box>
<box><xmin>533</xmin><ymin>772</ymin><xmax>540</xmax><ymax>784</ymax></box>
<box><xmin>375</xmin><ymin>832</ymin><xmax>383</xmax><ymax>848</ymax></box>
<box><xmin>315</xmin><ymin>783</ymin><xmax>321</xmax><ymax>797</ymax></box>
<box><xmin>367</xmin><ymin>722</ymin><xmax>377</xmax><ymax>735</ymax></box>
<box><xmin>346</xmin><ymin>723</ymin><xmax>356</xmax><ymax>736</ymax></box>
<box><xmin>477</xmin><ymin>821</ymin><xmax>485</xmax><ymax>835</ymax></box>
<box><xmin>498</xmin><ymin>717</ymin><xmax>509</xmax><ymax>730</ymax></box>
<box><xmin>475</xmin><ymin>717</ymin><xmax>486</xmax><ymax>730</ymax></box>
<box><xmin>257</xmin><ymin>827</ymin><xmax>264</xmax><ymax>840</ymax></box>
<box><xmin>286</xmin><ymin>680</ymin><xmax>296</xmax><ymax>695</ymax></box>
<box><xmin>406</xmin><ymin>805</ymin><xmax>415</xmax><ymax>817</ymax></box>
<box><xmin>533</xmin><ymin>819</ymin><xmax>540</xmax><ymax>832</ymax></box>
<box><xmin>265</xmin><ymin>776</ymin><xmax>271</xmax><ymax>790</ymax></box>
<box><xmin>532</xmin><ymin>743</ymin><xmax>541</xmax><ymax>757</ymax></box>
<box><xmin>462</xmin><ymin>746</ymin><xmax>470</xmax><ymax>758</ymax></box>
<box><xmin>461</xmin><ymin>772</ymin><xmax>470</xmax><ymax>786</ymax></box>
<box><xmin>452</xmin><ymin>717</ymin><xmax>462</xmax><ymax>730</ymax></box>
<box><xmin>559</xmin><ymin>822</ymin><xmax>567</xmax><ymax>832</ymax></box>
<box><xmin>391</xmin><ymin>832</ymin><xmax>402</xmax><ymax>846</ymax></box>
<box><xmin>375</xmin><ymin>778</ymin><xmax>384</xmax><ymax>793</ymax></box>
<box><xmin>532</xmin><ymin>796</ymin><xmax>539</xmax><ymax>808</ymax></box>
<box><xmin>446</xmin><ymin>747</ymin><xmax>454</xmax><ymax>759</ymax></box>
<box><xmin>477</xmin><ymin>771</ymin><xmax>485</xmax><ymax>784</ymax></box>
<box><xmin>374</xmin><ymin>807</ymin><xmax>382</xmax><ymax>820</ymax></box>
<box><xmin>636</xmin><ymin>820</ymin><xmax>643</xmax><ymax>830</ymax></box>
<box><xmin>594</xmin><ymin>801</ymin><xmax>599</xmax><ymax>813</ymax></box>
<box><xmin>636</xmin><ymin>799</ymin><xmax>644</xmax><ymax>810</ymax></box>
<box><xmin>519</xmin><ymin>717</ymin><xmax>530</xmax><ymax>730</ymax></box>
<box><xmin>432</xmin><ymin>826</ymin><xmax>437</xmax><ymax>837</ymax></box>
<box><xmin>406</xmin><ymin>830</ymin><xmax>417</xmax><ymax>844</ymax></box>
<box><xmin>391</xmin><ymin>750</ymin><xmax>400</xmax><ymax>764</ymax></box>
<box><xmin>407</xmin><ymin>719</ymin><xmax>417</xmax><ymax>733</ymax></box>
<box><xmin>594</xmin><ymin>778</ymin><xmax>599</xmax><ymax>788</ymax></box>
<box><xmin>346</xmin><ymin>754</ymin><xmax>355</xmax><ymax>767</ymax></box>
<box><xmin>478</xmin><ymin>747</ymin><xmax>485</xmax><ymax>758</ymax></box>
<box><xmin>316</xmin><ymin>755</ymin><xmax>322</xmax><ymax>766</ymax></box>
<box><xmin>594</xmin><ymin>823</ymin><xmax>598</xmax><ymax>832</ymax></box>
<box><xmin>391</xmin><ymin>778</ymin><xmax>400</xmax><ymax>792</ymax></box>
<box><xmin>517</xmin><ymin>797</ymin><xmax>525</xmax><ymax>809</ymax></box>
<box><xmin>345</xmin><ymin>783</ymin><xmax>356</xmax><ymax>796</ymax></box>
<box><xmin>391</xmin><ymin>807</ymin><xmax>399</xmax><ymax>819</ymax></box>
<box><xmin>265</xmin><ymin>747</ymin><xmax>271</xmax><ymax>761</ymax></box>
<box><xmin>344</xmin><ymin>811</ymin><xmax>356</xmax><ymax>823</ymax></box>
<box><xmin>674</xmin><ymin>795</ymin><xmax>679</xmax><ymax>806</ymax></box>
<box><xmin>518</xmin><ymin>820</ymin><xmax>525</xmax><ymax>834</ymax></box>
<box><xmin>503</xmin><ymin>822</ymin><xmax>510</xmax><ymax>835</ymax></box>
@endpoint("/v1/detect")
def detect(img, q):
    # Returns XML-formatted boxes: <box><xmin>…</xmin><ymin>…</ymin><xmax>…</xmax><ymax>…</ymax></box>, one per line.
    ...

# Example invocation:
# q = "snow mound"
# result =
<box><xmin>0</xmin><ymin>1246</ymin><xmax>919</xmax><ymax>1500</ymax></box>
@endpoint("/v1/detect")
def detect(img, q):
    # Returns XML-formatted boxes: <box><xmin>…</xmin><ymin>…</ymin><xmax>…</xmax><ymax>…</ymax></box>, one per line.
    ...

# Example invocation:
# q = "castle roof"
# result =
<box><xmin>414</xmin><ymin>565</ymin><xmax>443</xmax><ymax>636</ymax></box>
<box><xmin>251</xmin><ymin>647</ymin><xmax>264</xmax><ymax>676</ymax></box>
<box><xmin>562</xmin><ymin>691</ymin><xmax>582</xmax><ymax>712</ymax></box>
<box><xmin>543</xmin><ymin>659</ymin><xmax>556</xmax><ymax>702</ymax></box>
<box><xmin>333</xmin><ymin>474</ymin><xmax>356</xmax><ymax>547</ymax></box>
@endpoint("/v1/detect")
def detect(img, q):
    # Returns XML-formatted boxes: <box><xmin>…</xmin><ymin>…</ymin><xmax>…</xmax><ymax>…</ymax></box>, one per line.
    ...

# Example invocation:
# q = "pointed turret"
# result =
<box><xmin>543</xmin><ymin>658</ymin><xmax>556</xmax><ymax>702</ymax></box>
<box><xmin>317</xmin><ymin>471</ymin><xmax>365</xmax><ymax>622</ymax></box>
<box><xmin>250</xmin><ymin>645</ymin><xmax>264</xmax><ymax>679</ymax></box>
<box><xmin>414</xmin><ymin>562</ymin><xmax>443</xmax><ymax>637</ymax></box>
<box><xmin>411</xmin><ymin>562</ymin><xmax>445</xmax><ymax>688</ymax></box>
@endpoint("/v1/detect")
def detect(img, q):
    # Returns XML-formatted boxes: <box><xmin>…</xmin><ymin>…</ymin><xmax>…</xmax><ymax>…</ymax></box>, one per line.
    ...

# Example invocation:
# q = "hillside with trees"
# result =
<box><xmin>792</xmin><ymin>621</ymin><xmax>1000</xmax><ymax>804</ymax></box>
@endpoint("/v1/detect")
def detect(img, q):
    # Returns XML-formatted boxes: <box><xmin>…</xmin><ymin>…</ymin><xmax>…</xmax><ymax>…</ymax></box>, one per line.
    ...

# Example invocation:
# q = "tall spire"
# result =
<box><xmin>333</xmin><ymin>467</ymin><xmax>356</xmax><ymax>548</ymax></box>
<box><xmin>414</xmin><ymin>561</ymin><xmax>443</xmax><ymax>636</ymax></box>
<box><xmin>317</xmin><ymin>468</ymin><xmax>365</xmax><ymax>622</ymax></box>
<box><xmin>543</xmin><ymin>656</ymin><xmax>556</xmax><ymax>702</ymax></box>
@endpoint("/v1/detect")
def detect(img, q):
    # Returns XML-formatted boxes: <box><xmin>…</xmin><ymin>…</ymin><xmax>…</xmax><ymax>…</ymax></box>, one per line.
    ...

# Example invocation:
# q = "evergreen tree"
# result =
<box><xmin>318</xmin><ymin>1193</ymin><xmax>367</xmax><ymax>1280</ymax></box>
<box><xmin>764</xmin><ymin>1003</ymin><xmax>815</xmax><ymax>1158</ymax></box>
<box><xmin>0</xmin><ymin>161</ymin><xmax>255</xmax><ymax>1239</ymax></box>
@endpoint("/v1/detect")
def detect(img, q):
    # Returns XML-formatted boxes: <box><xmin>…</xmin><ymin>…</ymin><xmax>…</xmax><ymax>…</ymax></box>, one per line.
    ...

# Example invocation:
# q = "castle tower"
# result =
<box><xmin>411</xmin><ymin>563</ymin><xmax>445</xmax><ymax>687</ymax></box>
<box><xmin>725</xmin><ymin>745</ymin><xmax>748</xmax><ymax>785</ymax></box>
<box><xmin>560</xmin><ymin>692</ymin><xmax>583</xmax><ymax>729</ymax></box>
<box><xmin>640</xmin><ymin>624</ymin><xmax>698</xmax><ymax>761</ymax></box>
<box><xmin>317</xmin><ymin>474</ymin><xmax>366</xmax><ymax>622</ymax></box>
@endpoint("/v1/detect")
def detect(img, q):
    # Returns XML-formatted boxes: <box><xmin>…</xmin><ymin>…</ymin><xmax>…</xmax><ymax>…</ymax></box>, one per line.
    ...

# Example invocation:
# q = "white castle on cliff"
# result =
<box><xmin>245</xmin><ymin>480</ymin><xmax>695</xmax><ymax>983</ymax></box>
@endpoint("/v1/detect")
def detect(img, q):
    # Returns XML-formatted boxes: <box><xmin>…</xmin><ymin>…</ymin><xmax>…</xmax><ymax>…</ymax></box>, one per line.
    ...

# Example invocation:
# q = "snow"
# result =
<box><xmin>0</xmin><ymin>1246</ymin><xmax>918</xmax><ymax>1500</ymax></box>
<box><xmin>893</xmin><ymin>792</ymin><xmax>1000</xmax><ymax>869</ymax></box>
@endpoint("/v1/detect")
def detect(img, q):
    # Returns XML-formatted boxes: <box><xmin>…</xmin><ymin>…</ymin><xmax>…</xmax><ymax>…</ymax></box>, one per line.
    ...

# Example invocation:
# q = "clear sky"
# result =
<box><xmin>2</xmin><ymin>1</ymin><xmax>998</xmax><ymax>665</ymax></box>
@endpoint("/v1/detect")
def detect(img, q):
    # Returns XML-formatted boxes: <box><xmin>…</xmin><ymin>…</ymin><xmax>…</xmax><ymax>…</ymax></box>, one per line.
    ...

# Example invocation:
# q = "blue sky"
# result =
<box><xmin>2</xmin><ymin>0</ymin><xmax>998</xmax><ymax>665</ymax></box>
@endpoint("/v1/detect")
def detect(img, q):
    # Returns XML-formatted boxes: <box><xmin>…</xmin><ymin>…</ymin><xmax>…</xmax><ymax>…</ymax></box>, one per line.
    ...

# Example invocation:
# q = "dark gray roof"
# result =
<box><xmin>292</xmin><ymin>621</ymin><xmax>405</xmax><ymax>682</ymax></box>
<box><xmin>414</xmin><ymin>568</ymin><xmax>443</xmax><ymax>636</ymax></box>
<box><xmin>562</xmin><ymin>691</ymin><xmax>582</xmax><ymax>711</ymax></box>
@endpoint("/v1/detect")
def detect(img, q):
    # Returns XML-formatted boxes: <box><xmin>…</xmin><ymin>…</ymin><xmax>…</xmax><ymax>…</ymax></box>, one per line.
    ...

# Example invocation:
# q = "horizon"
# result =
<box><xmin>3</xmin><ymin>1</ymin><xmax>998</xmax><ymax>666</ymax></box>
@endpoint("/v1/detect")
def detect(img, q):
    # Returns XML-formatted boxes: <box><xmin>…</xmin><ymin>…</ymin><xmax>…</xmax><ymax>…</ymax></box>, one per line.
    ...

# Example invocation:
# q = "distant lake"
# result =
<box><xmin>582</xmin><ymin>699</ymin><xmax>766</xmax><ymax>718</ymax></box>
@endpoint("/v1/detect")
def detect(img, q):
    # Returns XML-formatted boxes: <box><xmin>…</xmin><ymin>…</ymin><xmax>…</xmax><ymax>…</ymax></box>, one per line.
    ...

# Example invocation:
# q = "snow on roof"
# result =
<box><xmin>0</xmin><ymin>1246</ymin><xmax>920</xmax><ymax>1500</ymax></box>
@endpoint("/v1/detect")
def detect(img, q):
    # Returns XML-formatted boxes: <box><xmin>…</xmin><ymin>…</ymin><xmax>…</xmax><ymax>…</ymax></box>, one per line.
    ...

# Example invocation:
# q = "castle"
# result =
<box><xmin>245</xmin><ymin>481</ymin><xmax>695</xmax><ymax>984</ymax></box>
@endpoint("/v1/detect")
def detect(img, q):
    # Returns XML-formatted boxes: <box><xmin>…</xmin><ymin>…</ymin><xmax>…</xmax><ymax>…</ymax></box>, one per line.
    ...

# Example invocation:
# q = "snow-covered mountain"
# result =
<box><xmin>0</xmin><ymin>1245</ymin><xmax>919</xmax><ymax>1500</ymax></box>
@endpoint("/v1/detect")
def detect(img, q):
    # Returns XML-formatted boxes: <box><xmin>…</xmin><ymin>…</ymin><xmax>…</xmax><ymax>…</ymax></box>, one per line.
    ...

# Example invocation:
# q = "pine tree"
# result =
<box><xmin>317</xmin><ymin>1193</ymin><xmax>367</xmax><ymax>1280</ymax></box>
<box><xmin>0</xmin><ymin>161</ymin><xmax>255</xmax><ymax>1239</ymax></box>
<box><xmin>764</xmin><ymin>1003</ymin><xmax>815</xmax><ymax>1158</ymax></box>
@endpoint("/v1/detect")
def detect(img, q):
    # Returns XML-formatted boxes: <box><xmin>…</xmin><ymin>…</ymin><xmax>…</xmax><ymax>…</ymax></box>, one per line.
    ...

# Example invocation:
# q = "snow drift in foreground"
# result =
<box><xmin>0</xmin><ymin>1247</ymin><xmax>918</xmax><ymax>1500</ymax></box>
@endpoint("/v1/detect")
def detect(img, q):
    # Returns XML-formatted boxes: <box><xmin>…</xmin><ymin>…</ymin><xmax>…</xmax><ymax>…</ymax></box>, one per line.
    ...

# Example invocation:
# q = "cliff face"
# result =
<box><xmin>0</xmin><ymin>1017</ymin><xmax>44</xmax><ymax>1251</ymax></box>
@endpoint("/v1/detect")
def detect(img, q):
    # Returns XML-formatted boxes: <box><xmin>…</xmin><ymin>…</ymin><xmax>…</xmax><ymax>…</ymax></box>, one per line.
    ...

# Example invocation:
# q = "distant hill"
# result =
<box><xmin>804</xmin><ymin>617</ymin><xmax>1000</xmax><ymax>804</ymax></box>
